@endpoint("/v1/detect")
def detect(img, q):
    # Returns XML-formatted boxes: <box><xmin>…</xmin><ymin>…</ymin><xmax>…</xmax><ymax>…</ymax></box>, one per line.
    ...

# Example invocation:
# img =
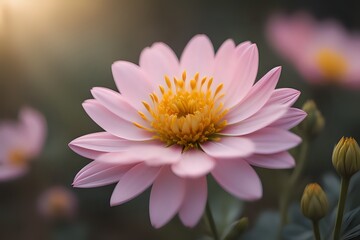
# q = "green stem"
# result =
<box><xmin>280</xmin><ymin>139</ymin><xmax>309</xmax><ymax>226</ymax></box>
<box><xmin>333</xmin><ymin>177</ymin><xmax>350</xmax><ymax>240</ymax></box>
<box><xmin>206</xmin><ymin>201</ymin><xmax>219</xmax><ymax>240</ymax></box>
<box><xmin>312</xmin><ymin>220</ymin><xmax>321</xmax><ymax>240</ymax></box>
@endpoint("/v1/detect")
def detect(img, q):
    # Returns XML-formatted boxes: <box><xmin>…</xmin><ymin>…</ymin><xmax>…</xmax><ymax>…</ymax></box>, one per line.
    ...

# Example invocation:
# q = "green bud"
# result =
<box><xmin>332</xmin><ymin>137</ymin><xmax>360</xmax><ymax>178</ymax></box>
<box><xmin>298</xmin><ymin>100</ymin><xmax>324</xmax><ymax>140</ymax></box>
<box><xmin>223</xmin><ymin>217</ymin><xmax>249</xmax><ymax>240</ymax></box>
<box><xmin>301</xmin><ymin>183</ymin><xmax>328</xmax><ymax>221</ymax></box>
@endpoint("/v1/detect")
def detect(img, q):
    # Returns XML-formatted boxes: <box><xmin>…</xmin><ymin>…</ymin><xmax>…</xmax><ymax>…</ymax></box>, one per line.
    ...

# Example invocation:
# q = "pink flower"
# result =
<box><xmin>38</xmin><ymin>186</ymin><xmax>78</xmax><ymax>220</ymax></box>
<box><xmin>69</xmin><ymin>35</ymin><xmax>306</xmax><ymax>228</ymax></box>
<box><xmin>267</xmin><ymin>13</ymin><xmax>360</xmax><ymax>88</ymax></box>
<box><xmin>0</xmin><ymin>107</ymin><xmax>46</xmax><ymax>181</ymax></box>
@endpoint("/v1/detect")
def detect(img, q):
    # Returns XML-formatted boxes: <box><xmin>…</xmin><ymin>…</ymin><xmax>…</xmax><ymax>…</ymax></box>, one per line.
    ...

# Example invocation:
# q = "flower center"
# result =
<box><xmin>134</xmin><ymin>71</ymin><xmax>228</xmax><ymax>151</ymax></box>
<box><xmin>315</xmin><ymin>48</ymin><xmax>347</xmax><ymax>81</ymax></box>
<box><xmin>8</xmin><ymin>149</ymin><xmax>27</xmax><ymax>166</ymax></box>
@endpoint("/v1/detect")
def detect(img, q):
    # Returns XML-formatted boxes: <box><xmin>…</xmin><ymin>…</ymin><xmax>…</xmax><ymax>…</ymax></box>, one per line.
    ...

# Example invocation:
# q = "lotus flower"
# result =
<box><xmin>267</xmin><ymin>12</ymin><xmax>360</xmax><ymax>87</ymax></box>
<box><xmin>70</xmin><ymin>35</ymin><xmax>306</xmax><ymax>228</ymax></box>
<box><xmin>0</xmin><ymin>107</ymin><xmax>46</xmax><ymax>181</ymax></box>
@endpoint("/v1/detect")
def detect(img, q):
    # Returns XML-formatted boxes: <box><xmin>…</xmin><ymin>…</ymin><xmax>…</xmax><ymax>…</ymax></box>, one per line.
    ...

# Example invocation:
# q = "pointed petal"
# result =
<box><xmin>96</xmin><ymin>143</ymin><xmax>182</xmax><ymax>166</ymax></box>
<box><xmin>91</xmin><ymin>87</ymin><xmax>141</xmax><ymax>123</ymax></box>
<box><xmin>245</xmin><ymin>127</ymin><xmax>302</xmax><ymax>154</ymax></box>
<box><xmin>69</xmin><ymin>132</ymin><xmax>133</xmax><ymax>157</ymax></box>
<box><xmin>111</xmin><ymin>61</ymin><xmax>153</xmax><ymax>109</ymax></box>
<box><xmin>171</xmin><ymin>150</ymin><xmax>215</xmax><ymax>178</ymax></box>
<box><xmin>82</xmin><ymin>99</ymin><xmax>152</xmax><ymax>141</ymax></box>
<box><xmin>245</xmin><ymin>151</ymin><xmax>295</xmax><ymax>169</ymax></box>
<box><xmin>140</xmin><ymin>43</ymin><xmax>179</xmax><ymax>87</ymax></box>
<box><xmin>73</xmin><ymin>161</ymin><xmax>133</xmax><ymax>188</ymax></box>
<box><xmin>179</xmin><ymin>177</ymin><xmax>207</xmax><ymax>227</ymax></box>
<box><xmin>213</xmin><ymin>39</ymin><xmax>236</xmax><ymax>87</ymax></box>
<box><xmin>269</xmin><ymin>108</ymin><xmax>307</xmax><ymax>129</ymax></box>
<box><xmin>224</xmin><ymin>44</ymin><xmax>259</xmax><ymax>108</ymax></box>
<box><xmin>222</xmin><ymin>104</ymin><xmax>288</xmax><ymax>136</ymax></box>
<box><xmin>212</xmin><ymin>159</ymin><xmax>262</xmax><ymax>200</ymax></box>
<box><xmin>150</xmin><ymin>167</ymin><xmax>186</xmax><ymax>228</ymax></box>
<box><xmin>180</xmin><ymin>35</ymin><xmax>215</xmax><ymax>78</ymax></box>
<box><xmin>226</xmin><ymin>67</ymin><xmax>281</xmax><ymax>124</ymax></box>
<box><xmin>110</xmin><ymin>163</ymin><xmax>161</xmax><ymax>206</ymax></box>
<box><xmin>266</xmin><ymin>88</ymin><xmax>300</xmax><ymax>106</ymax></box>
<box><xmin>201</xmin><ymin>137</ymin><xmax>255</xmax><ymax>158</ymax></box>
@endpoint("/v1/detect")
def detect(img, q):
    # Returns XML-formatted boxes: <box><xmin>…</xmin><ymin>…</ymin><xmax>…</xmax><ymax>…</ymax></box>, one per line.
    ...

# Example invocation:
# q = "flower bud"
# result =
<box><xmin>298</xmin><ymin>100</ymin><xmax>324</xmax><ymax>140</ymax></box>
<box><xmin>223</xmin><ymin>217</ymin><xmax>249</xmax><ymax>240</ymax></box>
<box><xmin>332</xmin><ymin>137</ymin><xmax>360</xmax><ymax>178</ymax></box>
<box><xmin>301</xmin><ymin>183</ymin><xmax>328</xmax><ymax>221</ymax></box>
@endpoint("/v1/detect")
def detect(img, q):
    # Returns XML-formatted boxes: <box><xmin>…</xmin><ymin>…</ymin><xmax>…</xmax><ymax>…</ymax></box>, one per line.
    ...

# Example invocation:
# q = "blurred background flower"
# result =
<box><xmin>267</xmin><ymin>12</ymin><xmax>360</xmax><ymax>88</ymax></box>
<box><xmin>0</xmin><ymin>107</ymin><xmax>46</xmax><ymax>181</ymax></box>
<box><xmin>37</xmin><ymin>185</ymin><xmax>78</xmax><ymax>220</ymax></box>
<box><xmin>1</xmin><ymin>0</ymin><xmax>360</xmax><ymax>239</ymax></box>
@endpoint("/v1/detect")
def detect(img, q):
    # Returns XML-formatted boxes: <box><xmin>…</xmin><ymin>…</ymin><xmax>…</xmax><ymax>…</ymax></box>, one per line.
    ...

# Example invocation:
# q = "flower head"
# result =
<box><xmin>267</xmin><ymin>13</ymin><xmax>360</xmax><ymax>88</ymax></box>
<box><xmin>301</xmin><ymin>183</ymin><xmax>329</xmax><ymax>221</ymax></box>
<box><xmin>69</xmin><ymin>35</ymin><xmax>306</xmax><ymax>228</ymax></box>
<box><xmin>332</xmin><ymin>137</ymin><xmax>360</xmax><ymax>178</ymax></box>
<box><xmin>0</xmin><ymin>107</ymin><xmax>46</xmax><ymax>181</ymax></box>
<box><xmin>38</xmin><ymin>186</ymin><xmax>78</xmax><ymax>220</ymax></box>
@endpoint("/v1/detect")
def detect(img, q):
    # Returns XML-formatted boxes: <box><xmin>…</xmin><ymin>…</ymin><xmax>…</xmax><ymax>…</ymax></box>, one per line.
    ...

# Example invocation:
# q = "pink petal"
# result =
<box><xmin>110</xmin><ymin>163</ymin><xmax>161</xmax><ymax>206</ymax></box>
<box><xmin>91</xmin><ymin>87</ymin><xmax>141</xmax><ymax>123</ymax></box>
<box><xmin>226</xmin><ymin>67</ymin><xmax>281</xmax><ymax>124</ymax></box>
<box><xmin>171</xmin><ymin>150</ymin><xmax>215</xmax><ymax>178</ymax></box>
<box><xmin>150</xmin><ymin>167</ymin><xmax>186</xmax><ymax>228</ymax></box>
<box><xmin>266</xmin><ymin>88</ymin><xmax>300</xmax><ymax>106</ymax></box>
<box><xmin>180</xmin><ymin>35</ymin><xmax>215</xmax><ymax>78</ymax></box>
<box><xmin>111</xmin><ymin>61</ymin><xmax>153</xmax><ymax>109</ymax></box>
<box><xmin>244</xmin><ymin>151</ymin><xmax>295</xmax><ymax>169</ymax></box>
<box><xmin>68</xmin><ymin>146</ymin><xmax>103</xmax><ymax>159</ymax></box>
<box><xmin>212</xmin><ymin>159</ymin><xmax>262</xmax><ymax>200</ymax></box>
<box><xmin>224</xmin><ymin>44</ymin><xmax>259</xmax><ymax>108</ymax></box>
<box><xmin>222</xmin><ymin>104</ymin><xmax>288</xmax><ymax>136</ymax></box>
<box><xmin>179</xmin><ymin>176</ymin><xmax>207</xmax><ymax>227</ymax></box>
<box><xmin>96</xmin><ymin>143</ymin><xmax>182</xmax><ymax>166</ymax></box>
<box><xmin>200</xmin><ymin>137</ymin><xmax>255</xmax><ymax>158</ymax></box>
<box><xmin>0</xmin><ymin>165</ymin><xmax>27</xmax><ymax>182</ymax></box>
<box><xmin>73</xmin><ymin>161</ymin><xmax>133</xmax><ymax>188</ymax></box>
<box><xmin>19</xmin><ymin>107</ymin><xmax>46</xmax><ymax>156</ymax></box>
<box><xmin>213</xmin><ymin>39</ymin><xmax>236</xmax><ymax>88</ymax></box>
<box><xmin>213</xmin><ymin>41</ymin><xmax>252</xmax><ymax>100</ymax></box>
<box><xmin>69</xmin><ymin>132</ymin><xmax>133</xmax><ymax>156</ymax></box>
<box><xmin>139</xmin><ymin>42</ymin><xmax>180</xmax><ymax>87</ymax></box>
<box><xmin>269</xmin><ymin>108</ymin><xmax>307</xmax><ymax>129</ymax></box>
<box><xmin>245</xmin><ymin>127</ymin><xmax>302</xmax><ymax>154</ymax></box>
<box><xmin>82</xmin><ymin>99</ymin><xmax>152</xmax><ymax>141</ymax></box>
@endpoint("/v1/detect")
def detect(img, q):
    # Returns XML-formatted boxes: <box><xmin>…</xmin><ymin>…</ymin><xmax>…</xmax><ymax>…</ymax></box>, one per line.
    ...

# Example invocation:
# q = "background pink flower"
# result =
<box><xmin>38</xmin><ymin>186</ymin><xmax>78</xmax><ymax>220</ymax></box>
<box><xmin>0</xmin><ymin>107</ymin><xmax>46</xmax><ymax>181</ymax></box>
<box><xmin>70</xmin><ymin>35</ymin><xmax>306</xmax><ymax>228</ymax></box>
<box><xmin>267</xmin><ymin>12</ymin><xmax>360</xmax><ymax>88</ymax></box>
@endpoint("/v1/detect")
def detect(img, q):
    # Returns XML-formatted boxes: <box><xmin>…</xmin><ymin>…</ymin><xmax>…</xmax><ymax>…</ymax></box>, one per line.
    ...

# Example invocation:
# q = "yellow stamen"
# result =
<box><xmin>165</xmin><ymin>75</ymin><xmax>172</xmax><ymax>88</ymax></box>
<box><xmin>133</xmin><ymin>70</ymin><xmax>228</xmax><ymax>150</ymax></box>
<box><xmin>8</xmin><ymin>149</ymin><xmax>27</xmax><ymax>166</ymax></box>
<box><xmin>182</xmin><ymin>71</ymin><xmax>187</xmax><ymax>81</ymax></box>
<box><xmin>315</xmin><ymin>48</ymin><xmax>348</xmax><ymax>81</ymax></box>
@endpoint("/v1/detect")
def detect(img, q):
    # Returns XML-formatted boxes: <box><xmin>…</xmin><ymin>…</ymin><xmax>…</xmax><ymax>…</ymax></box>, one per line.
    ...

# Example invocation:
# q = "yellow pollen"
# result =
<box><xmin>8</xmin><ymin>149</ymin><xmax>27</xmax><ymax>166</ymax></box>
<box><xmin>315</xmin><ymin>48</ymin><xmax>348</xmax><ymax>81</ymax></box>
<box><xmin>134</xmin><ymin>71</ymin><xmax>228</xmax><ymax>150</ymax></box>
